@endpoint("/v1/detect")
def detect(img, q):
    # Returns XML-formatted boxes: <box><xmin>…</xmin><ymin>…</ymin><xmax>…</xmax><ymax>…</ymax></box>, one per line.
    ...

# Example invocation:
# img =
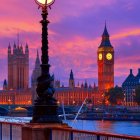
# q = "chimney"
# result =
<box><xmin>130</xmin><ymin>69</ymin><xmax>133</xmax><ymax>75</ymax></box>
<box><xmin>138</xmin><ymin>68</ymin><xmax>140</xmax><ymax>75</ymax></box>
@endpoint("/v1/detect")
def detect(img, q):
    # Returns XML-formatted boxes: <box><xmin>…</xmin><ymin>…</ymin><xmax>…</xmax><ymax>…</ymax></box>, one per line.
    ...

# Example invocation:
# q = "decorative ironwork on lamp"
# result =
<box><xmin>31</xmin><ymin>0</ymin><xmax>61</xmax><ymax>123</ymax></box>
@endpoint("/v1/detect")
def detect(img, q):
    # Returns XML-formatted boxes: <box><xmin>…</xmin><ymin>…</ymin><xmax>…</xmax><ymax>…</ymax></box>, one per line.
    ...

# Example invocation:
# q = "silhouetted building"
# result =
<box><xmin>69</xmin><ymin>70</ymin><xmax>75</xmax><ymax>88</ymax></box>
<box><xmin>31</xmin><ymin>50</ymin><xmax>41</xmax><ymax>103</ymax></box>
<box><xmin>3</xmin><ymin>79</ymin><xmax>8</xmax><ymax>90</ymax></box>
<box><xmin>97</xmin><ymin>24</ymin><xmax>114</xmax><ymax>93</ymax></box>
<box><xmin>8</xmin><ymin>43</ymin><xmax>29</xmax><ymax>90</ymax></box>
<box><xmin>31</xmin><ymin>50</ymin><xmax>41</xmax><ymax>88</ymax></box>
<box><xmin>0</xmin><ymin>42</ymin><xmax>31</xmax><ymax>106</ymax></box>
<box><xmin>81</xmin><ymin>83</ymin><xmax>84</xmax><ymax>88</ymax></box>
<box><xmin>122</xmin><ymin>69</ymin><xmax>140</xmax><ymax>106</ymax></box>
<box><xmin>84</xmin><ymin>81</ymin><xmax>88</xmax><ymax>88</ymax></box>
<box><xmin>0</xmin><ymin>37</ymin><xmax>102</xmax><ymax>107</ymax></box>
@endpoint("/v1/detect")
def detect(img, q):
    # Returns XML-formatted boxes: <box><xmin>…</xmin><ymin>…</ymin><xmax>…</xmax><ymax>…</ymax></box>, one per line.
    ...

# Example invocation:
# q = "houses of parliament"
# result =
<box><xmin>0</xmin><ymin>25</ymin><xmax>114</xmax><ymax>106</ymax></box>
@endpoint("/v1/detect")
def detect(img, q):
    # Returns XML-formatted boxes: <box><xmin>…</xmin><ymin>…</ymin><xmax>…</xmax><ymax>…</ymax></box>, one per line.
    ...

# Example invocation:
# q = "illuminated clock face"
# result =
<box><xmin>98</xmin><ymin>53</ymin><xmax>102</xmax><ymax>60</ymax></box>
<box><xmin>106</xmin><ymin>53</ymin><xmax>112</xmax><ymax>60</ymax></box>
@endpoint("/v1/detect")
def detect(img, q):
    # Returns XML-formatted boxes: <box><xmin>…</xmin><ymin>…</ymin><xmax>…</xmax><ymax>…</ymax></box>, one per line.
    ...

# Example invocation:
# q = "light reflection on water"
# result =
<box><xmin>64</xmin><ymin>120</ymin><xmax>140</xmax><ymax>137</ymax></box>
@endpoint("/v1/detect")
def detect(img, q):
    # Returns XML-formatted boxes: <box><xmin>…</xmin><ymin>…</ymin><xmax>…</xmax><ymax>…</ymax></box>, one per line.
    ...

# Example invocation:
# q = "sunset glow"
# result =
<box><xmin>0</xmin><ymin>0</ymin><xmax>140</xmax><ymax>88</ymax></box>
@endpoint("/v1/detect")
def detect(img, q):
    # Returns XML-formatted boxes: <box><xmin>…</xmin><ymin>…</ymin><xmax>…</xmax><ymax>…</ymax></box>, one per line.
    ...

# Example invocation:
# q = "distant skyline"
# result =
<box><xmin>0</xmin><ymin>0</ymin><xmax>140</xmax><ymax>88</ymax></box>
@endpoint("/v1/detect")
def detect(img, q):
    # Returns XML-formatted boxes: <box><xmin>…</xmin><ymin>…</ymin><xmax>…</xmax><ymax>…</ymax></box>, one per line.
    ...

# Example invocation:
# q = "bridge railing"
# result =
<box><xmin>0</xmin><ymin>121</ymin><xmax>140</xmax><ymax>140</ymax></box>
<box><xmin>0</xmin><ymin>122</ymin><xmax>22</xmax><ymax>140</ymax></box>
<box><xmin>51</xmin><ymin>127</ymin><xmax>140</xmax><ymax>140</ymax></box>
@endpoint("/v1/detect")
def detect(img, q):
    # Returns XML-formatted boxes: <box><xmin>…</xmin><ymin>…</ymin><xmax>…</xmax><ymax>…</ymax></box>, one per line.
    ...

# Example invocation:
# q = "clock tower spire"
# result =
<box><xmin>97</xmin><ymin>24</ymin><xmax>114</xmax><ymax>94</ymax></box>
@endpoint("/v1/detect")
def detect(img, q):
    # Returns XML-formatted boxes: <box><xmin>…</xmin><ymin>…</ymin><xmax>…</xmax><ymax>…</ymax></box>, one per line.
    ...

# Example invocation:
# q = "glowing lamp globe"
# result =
<box><xmin>35</xmin><ymin>0</ymin><xmax>55</xmax><ymax>7</ymax></box>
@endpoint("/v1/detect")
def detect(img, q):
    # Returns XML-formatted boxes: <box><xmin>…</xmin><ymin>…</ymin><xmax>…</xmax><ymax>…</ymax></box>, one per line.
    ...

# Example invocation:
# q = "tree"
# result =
<box><xmin>105</xmin><ymin>86</ymin><xmax>124</xmax><ymax>105</ymax></box>
<box><xmin>135</xmin><ymin>86</ymin><xmax>140</xmax><ymax>105</ymax></box>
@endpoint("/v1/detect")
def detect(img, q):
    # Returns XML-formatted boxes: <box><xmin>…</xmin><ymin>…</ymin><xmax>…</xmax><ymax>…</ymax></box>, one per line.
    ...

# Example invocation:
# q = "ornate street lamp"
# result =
<box><xmin>35</xmin><ymin>0</ymin><xmax>55</xmax><ymax>8</ymax></box>
<box><xmin>31</xmin><ymin>0</ymin><xmax>61</xmax><ymax>123</ymax></box>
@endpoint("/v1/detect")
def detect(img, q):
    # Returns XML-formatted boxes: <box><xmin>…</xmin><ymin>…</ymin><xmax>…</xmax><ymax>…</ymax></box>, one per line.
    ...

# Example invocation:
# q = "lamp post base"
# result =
<box><xmin>31</xmin><ymin>74</ymin><xmax>62</xmax><ymax>123</ymax></box>
<box><xmin>31</xmin><ymin>97</ymin><xmax>62</xmax><ymax>123</ymax></box>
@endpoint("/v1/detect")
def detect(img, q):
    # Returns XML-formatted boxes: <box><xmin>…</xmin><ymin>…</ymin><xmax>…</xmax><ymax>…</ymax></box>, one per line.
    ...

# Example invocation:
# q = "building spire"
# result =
<box><xmin>14</xmin><ymin>42</ymin><xmax>16</xmax><ymax>48</ymax></box>
<box><xmin>35</xmin><ymin>50</ymin><xmax>40</xmax><ymax>68</ymax></box>
<box><xmin>8</xmin><ymin>43</ymin><xmax>11</xmax><ymax>54</ymax></box>
<box><xmin>69</xmin><ymin>69</ymin><xmax>75</xmax><ymax>88</ymax></box>
<box><xmin>70</xmin><ymin>69</ymin><xmax>74</xmax><ymax>80</ymax></box>
<box><xmin>84</xmin><ymin>80</ymin><xmax>88</xmax><ymax>88</ymax></box>
<box><xmin>3</xmin><ymin>79</ymin><xmax>8</xmax><ymax>90</ymax></box>
<box><xmin>37</xmin><ymin>49</ymin><xmax>39</xmax><ymax>58</ymax></box>
<box><xmin>130</xmin><ymin>69</ymin><xmax>133</xmax><ymax>75</ymax></box>
<box><xmin>137</xmin><ymin>68</ymin><xmax>140</xmax><ymax>76</ymax></box>
<box><xmin>102</xmin><ymin>21</ymin><xmax>109</xmax><ymax>36</ymax></box>
<box><xmin>99</xmin><ymin>22</ymin><xmax>112</xmax><ymax>47</ymax></box>
<box><xmin>25</xmin><ymin>43</ymin><xmax>29</xmax><ymax>54</ymax></box>
<box><xmin>8</xmin><ymin>42</ymin><xmax>11</xmax><ymax>48</ymax></box>
<box><xmin>17</xmin><ymin>33</ymin><xmax>19</xmax><ymax>47</ymax></box>
<box><xmin>94</xmin><ymin>82</ymin><xmax>96</xmax><ymax>89</ymax></box>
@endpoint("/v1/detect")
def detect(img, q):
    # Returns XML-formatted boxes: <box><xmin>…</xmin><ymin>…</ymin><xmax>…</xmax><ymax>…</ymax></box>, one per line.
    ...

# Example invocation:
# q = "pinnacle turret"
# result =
<box><xmin>31</xmin><ymin>50</ymin><xmax>41</xmax><ymax>88</ymax></box>
<box><xmin>3</xmin><ymin>79</ymin><xmax>8</xmax><ymax>90</ymax></box>
<box><xmin>69</xmin><ymin>69</ymin><xmax>74</xmax><ymax>80</ymax></box>
<box><xmin>8</xmin><ymin>43</ymin><xmax>11</xmax><ymax>54</ymax></box>
<box><xmin>25</xmin><ymin>43</ymin><xmax>29</xmax><ymax>54</ymax></box>
<box><xmin>84</xmin><ymin>80</ymin><xmax>88</xmax><ymax>88</ymax></box>
<box><xmin>69</xmin><ymin>69</ymin><xmax>75</xmax><ymax>88</ymax></box>
<box><xmin>35</xmin><ymin>50</ymin><xmax>40</xmax><ymax>69</ymax></box>
<box><xmin>14</xmin><ymin>42</ymin><xmax>16</xmax><ymax>48</ymax></box>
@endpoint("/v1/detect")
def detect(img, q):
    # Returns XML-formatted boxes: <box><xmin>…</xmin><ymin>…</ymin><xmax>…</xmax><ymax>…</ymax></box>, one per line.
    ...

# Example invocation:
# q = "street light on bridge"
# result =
<box><xmin>31</xmin><ymin>0</ymin><xmax>61</xmax><ymax>123</ymax></box>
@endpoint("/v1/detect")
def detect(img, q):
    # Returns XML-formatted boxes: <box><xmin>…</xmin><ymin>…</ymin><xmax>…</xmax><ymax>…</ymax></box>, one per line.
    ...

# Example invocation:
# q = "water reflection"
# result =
<box><xmin>65</xmin><ymin>120</ymin><xmax>140</xmax><ymax>136</ymax></box>
<box><xmin>96</xmin><ymin>121</ymin><xmax>114</xmax><ymax>132</ymax></box>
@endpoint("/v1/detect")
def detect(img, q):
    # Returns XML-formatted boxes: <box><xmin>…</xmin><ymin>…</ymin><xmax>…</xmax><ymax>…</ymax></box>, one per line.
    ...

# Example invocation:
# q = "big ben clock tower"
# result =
<box><xmin>97</xmin><ymin>24</ymin><xmax>114</xmax><ymax>93</ymax></box>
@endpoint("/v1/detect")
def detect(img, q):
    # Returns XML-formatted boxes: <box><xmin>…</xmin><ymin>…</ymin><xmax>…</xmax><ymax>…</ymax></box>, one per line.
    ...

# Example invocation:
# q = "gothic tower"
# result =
<box><xmin>31</xmin><ymin>50</ymin><xmax>41</xmax><ymax>103</ymax></box>
<box><xmin>3</xmin><ymin>79</ymin><xmax>8</xmax><ymax>90</ymax></box>
<box><xmin>31</xmin><ymin>50</ymin><xmax>41</xmax><ymax>88</ymax></box>
<box><xmin>69</xmin><ymin>70</ymin><xmax>75</xmax><ymax>88</ymax></box>
<box><xmin>97</xmin><ymin>24</ymin><xmax>114</xmax><ymax>93</ymax></box>
<box><xmin>8</xmin><ymin>43</ymin><xmax>29</xmax><ymax>90</ymax></box>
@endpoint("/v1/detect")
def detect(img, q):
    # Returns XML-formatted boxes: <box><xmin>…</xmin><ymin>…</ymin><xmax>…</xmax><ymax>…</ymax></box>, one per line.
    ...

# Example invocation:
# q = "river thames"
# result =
<box><xmin>1</xmin><ymin>117</ymin><xmax>139</xmax><ymax>137</ymax></box>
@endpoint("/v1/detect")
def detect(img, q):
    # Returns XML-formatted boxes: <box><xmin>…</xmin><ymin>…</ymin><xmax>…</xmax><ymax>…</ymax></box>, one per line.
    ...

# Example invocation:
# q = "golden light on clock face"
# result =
<box><xmin>99</xmin><ymin>53</ymin><xmax>102</xmax><ymax>60</ymax></box>
<box><xmin>106</xmin><ymin>53</ymin><xmax>112</xmax><ymax>60</ymax></box>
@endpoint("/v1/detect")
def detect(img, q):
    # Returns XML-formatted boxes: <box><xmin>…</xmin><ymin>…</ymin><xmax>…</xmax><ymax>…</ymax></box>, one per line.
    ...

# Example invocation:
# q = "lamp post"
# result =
<box><xmin>31</xmin><ymin>0</ymin><xmax>61</xmax><ymax>123</ymax></box>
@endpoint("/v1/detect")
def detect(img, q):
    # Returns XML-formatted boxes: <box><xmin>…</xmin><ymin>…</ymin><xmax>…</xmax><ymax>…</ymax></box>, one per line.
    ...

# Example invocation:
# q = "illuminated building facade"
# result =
<box><xmin>0</xmin><ymin>42</ymin><xmax>31</xmax><ymax>105</ymax></box>
<box><xmin>31</xmin><ymin>68</ymin><xmax>100</xmax><ymax>106</ymax></box>
<box><xmin>54</xmin><ymin>87</ymin><xmax>99</xmax><ymax>106</ymax></box>
<box><xmin>0</xmin><ymin>43</ymin><xmax>31</xmax><ymax>105</ymax></box>
<box><xmin>122</xmin><ymin>69</ymin><xmax>140</xmax><ymax>106</ymax></box>
<box><xmin>0</xmin><ymin>33</ymin><xmax>104</xmax><ymax>106</ymax></box>
<box><xmin>0</xmin><ymin>89</ymin><xmax>32</xmax><ymax>105</ymax></box>
<box><xmin>97</xmin><ymin>24</ymin><xmax>114</xmax><ymax>93</ymax></box>
<box><xmin>8</xmin><ymin>43</ymin><xmax>29</xmax><ymax>90</ymax></box>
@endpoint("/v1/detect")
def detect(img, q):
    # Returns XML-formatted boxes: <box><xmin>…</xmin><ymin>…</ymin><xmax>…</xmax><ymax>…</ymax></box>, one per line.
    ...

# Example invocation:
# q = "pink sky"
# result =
<box><xmin>0</xmin><ymin>0</ymin><xmax>140</xmax><ymax>87</ymax></box>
